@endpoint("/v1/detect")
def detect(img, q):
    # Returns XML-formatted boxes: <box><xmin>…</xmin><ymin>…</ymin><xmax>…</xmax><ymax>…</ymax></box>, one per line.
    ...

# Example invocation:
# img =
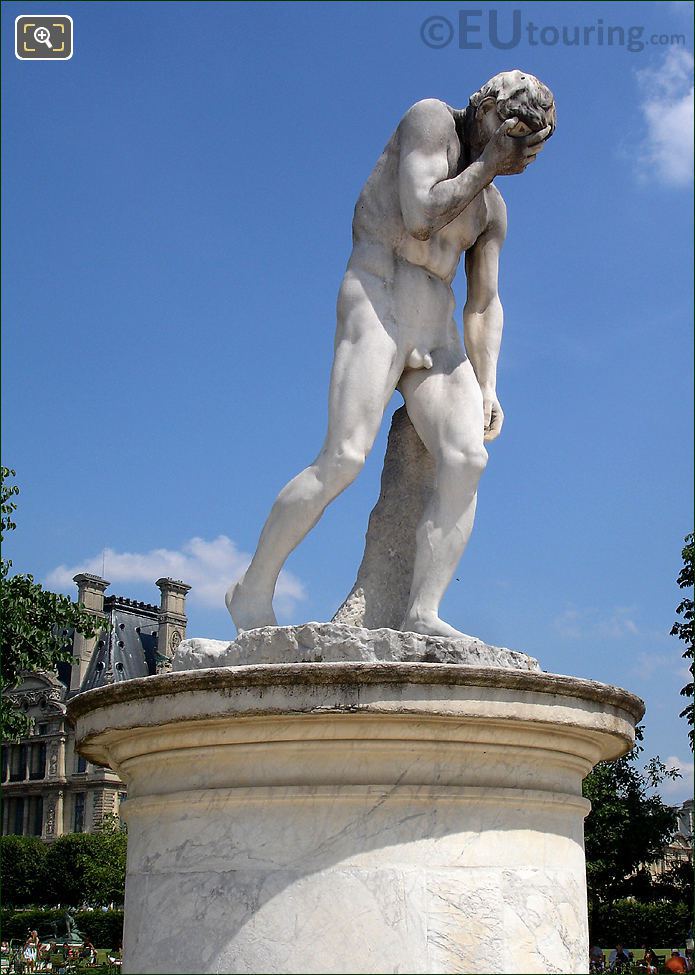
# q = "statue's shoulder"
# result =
<box><xmin>399</xmin><ymin>98</ymin><xmax>456</xmax><ymax>142</ymax></box>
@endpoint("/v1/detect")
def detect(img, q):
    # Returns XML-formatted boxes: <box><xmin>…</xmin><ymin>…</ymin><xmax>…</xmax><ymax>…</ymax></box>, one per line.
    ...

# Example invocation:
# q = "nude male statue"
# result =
<box><xmin>228</xmin><ymin>70</ymin><xmax>556</xmax><ymax>638</ymax></box>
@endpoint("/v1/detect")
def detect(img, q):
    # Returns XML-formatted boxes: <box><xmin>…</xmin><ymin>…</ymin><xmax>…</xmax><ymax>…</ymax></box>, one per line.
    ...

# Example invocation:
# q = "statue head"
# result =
<box><xmin>465</xmin><ymin>70</ymin><xmax>556</xmax><ymax>158</ymax></box>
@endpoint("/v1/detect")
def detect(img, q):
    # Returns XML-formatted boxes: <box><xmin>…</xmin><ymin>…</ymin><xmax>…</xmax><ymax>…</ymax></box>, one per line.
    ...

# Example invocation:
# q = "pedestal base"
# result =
<box><xmin>68</xmin><ymin>661</ymin><xmax>643</xmax><ymax>975</ymax></box>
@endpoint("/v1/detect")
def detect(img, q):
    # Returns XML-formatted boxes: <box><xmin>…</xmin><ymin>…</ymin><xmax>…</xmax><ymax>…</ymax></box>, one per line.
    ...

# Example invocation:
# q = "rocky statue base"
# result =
<box><xmin>173</xmin><ymin>621</ymin><xmax>542</xmax><ymax>671</ymax></box>
<box><xmin>68</xmin><ymin>626</ymin><xmax>643</xmax><ymax>975</ymax></box>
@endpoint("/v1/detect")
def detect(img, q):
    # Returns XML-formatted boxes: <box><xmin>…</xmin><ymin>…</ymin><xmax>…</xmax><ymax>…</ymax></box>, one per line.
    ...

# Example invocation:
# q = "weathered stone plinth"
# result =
<box><xmin>68</xmin><ymin>642</ymin><xmax>642</xmax><ymax>975</ymax></box>
<box><xmin>173</xmin><ymin>621</ymin><xmax>541</xmax><ymax>672</ymax></box>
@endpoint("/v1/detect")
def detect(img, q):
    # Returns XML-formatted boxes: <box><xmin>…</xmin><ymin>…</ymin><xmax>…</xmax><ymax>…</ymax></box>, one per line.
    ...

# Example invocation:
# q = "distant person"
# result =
<box><xmin>590</xmin><ymin>944</ymin><xmax>606</xmax><ymax>970</ymax></box>
<box><xmin>684</xmin><ymin>948</ymin><xmax>693</xmax><ymax>973</ymax></box>
<box><xmin>108</xmin><ymin>943</ymin><xmax>123</xmax><ymax>969</ymax></box>
<box><xmin>610</xmin><ymin>945</ymin><xmax>631</xmax><ymax>971</ymax></box>
<box><xmin>81</xmin><ymin>938</ymin><xmax>96</xmax><ymax>964</ymax></box>
<box><xmin>666</xmin><ymin>950</ymin><xmax>687</xmax><ymax>974</ymax></box>
<box><xmin>23</xmin><ymin>931</ymin><xmax>39</xmax><ymax>972</ymax></box>
<box><xmin>641</xmin><ymin>948</ymin><xmax>659</xmax><ymax>974</ymax></box>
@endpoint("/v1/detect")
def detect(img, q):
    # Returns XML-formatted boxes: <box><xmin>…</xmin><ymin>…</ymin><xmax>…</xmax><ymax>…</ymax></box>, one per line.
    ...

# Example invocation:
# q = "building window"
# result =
<box><xmin>1</xmin><ymin>746</ymin><xmax>8</xmax><ymax>782</ymax></box>
<box><xmin>28</xmin><ymin>797</ymin><xmax>43</xmax><ymax>836</ymax></box>
<box><xmin>29</xmin><ymin>743</ymin><xmax>46</xmax><ymax>780</ymax></box>
<box><xmin>1</xmin><ymin>796</ymin><xmax>44</xmax><ymax>836</ymax></box>
<box><xmin>37</xmin><ymin>723</ymin><xmax>48</xmax><ymax>736</ymax></box>
<box><xmin>75</xmin><ymin>755</ymin><xmax>87</xmax><ymax>774</ymax></box>
<box><xmin>1</xmin><ymin>796</ymin><xmax>15</xmax><ymax>834</ymax></box>
<box><xmin>7</xmin><ymin>797</ymin><xmax>25</xmax><ymax>835</ymax></box>
<box><xmin>9</xmin><ymin>745</ymin><xmax>26</xmax><ymax>782</ymax></box>
<box><xmin>73</xmin><ymin>793</ymin><xmax>85</xmax><ymax>833</ymax></box>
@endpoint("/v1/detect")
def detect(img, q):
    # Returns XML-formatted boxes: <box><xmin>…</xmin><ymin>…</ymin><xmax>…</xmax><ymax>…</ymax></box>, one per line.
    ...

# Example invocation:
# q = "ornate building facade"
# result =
<box><xmin>648</xmin><ymin>798</ymin><xmax>694</xmax><ymax>879</ymax></box>
<box><xmin>1</xmin><ymin>574</ymin><xmax>190</xmax><ymax>839</ymax></box>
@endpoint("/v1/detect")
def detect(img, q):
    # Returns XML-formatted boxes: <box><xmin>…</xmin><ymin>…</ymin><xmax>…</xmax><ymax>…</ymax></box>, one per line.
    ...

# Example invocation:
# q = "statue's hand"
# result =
<box><xmin>483</xmin><ymin>394</ymin><xmax>504</xmax><ymax>442</ymax></box>
<box><xmin>481</xmin><ymin>119</ymin><xmax>551</xmax><ymax>177</ymax></box>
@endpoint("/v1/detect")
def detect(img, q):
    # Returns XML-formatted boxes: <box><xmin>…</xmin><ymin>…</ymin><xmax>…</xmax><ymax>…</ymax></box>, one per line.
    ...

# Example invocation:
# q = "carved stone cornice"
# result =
<box><xmin>1</xmin><ymin>778</ymin><xmax>68</xmax><ymax>792</ymax></box>
<box><xmin>3</xmin><ymin>686</ymin><xmax>66</xmax><ymax>711</ymax></box>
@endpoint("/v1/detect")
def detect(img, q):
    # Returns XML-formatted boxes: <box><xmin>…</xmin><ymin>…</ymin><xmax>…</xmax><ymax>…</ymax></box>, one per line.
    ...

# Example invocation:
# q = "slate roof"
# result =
<box><xmin>80</xmin><ymin>596</ymin><xmax>161</xmax><ymax>691</ymax></box>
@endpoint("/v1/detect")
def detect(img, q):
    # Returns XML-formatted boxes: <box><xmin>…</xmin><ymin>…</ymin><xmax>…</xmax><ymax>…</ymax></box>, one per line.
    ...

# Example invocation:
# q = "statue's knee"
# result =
<box><xmin>442</xmin><ymin>444</ymin><xmax>488</xmax><ymax>478</ymax></box>
<box><xmin>323</xmin><ymin>443</ymin><xmax>367</xmax><ymax>491</ymax></box>
<box><xmin>469</xmin><ymin>445</ymin><xmax>488</xmax><ymax>476</ymax></box>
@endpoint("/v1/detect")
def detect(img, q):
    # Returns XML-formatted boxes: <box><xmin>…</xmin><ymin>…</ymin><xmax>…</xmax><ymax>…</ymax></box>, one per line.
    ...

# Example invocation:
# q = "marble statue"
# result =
<box><xmin>63</xmin><ymin>909</ymin><xmax>85</xmax><ymax>944</ymax></box>
<box><xmin>228</xmin><ymin>70</ymin><xmax>555</xmax><ymax>639</ymax></box>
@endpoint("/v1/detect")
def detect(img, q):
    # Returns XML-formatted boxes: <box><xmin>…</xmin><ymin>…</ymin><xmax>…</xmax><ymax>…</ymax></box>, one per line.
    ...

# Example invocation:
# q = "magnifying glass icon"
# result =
<box><xmin>34</xmin><ymin>26</ymin><xmax>53</xmax><ymax>49</ymax></box>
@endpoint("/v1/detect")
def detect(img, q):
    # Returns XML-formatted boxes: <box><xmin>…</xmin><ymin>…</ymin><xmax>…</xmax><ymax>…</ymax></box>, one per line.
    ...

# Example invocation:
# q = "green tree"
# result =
<box><xmin>93</xmin><ymin>812</ymin><xmax>127</xmax><ymax>835</ymax></box>
<box><xmin>671</xmin><ymin>532</ymin><xmax>694</xmax><ymax>751</ymax></box>
<box><xmin>0</xmin><ymin>467</ymin><xmax>100</xmax><ymax>741</ymax></box>
<box><xmin>44</xmin><ymin>832</ymin><xmax>126</xmax><ymax>906</ymax></box>
<box><xmin>649</xmin><ymin>857</ymin><xmax>694</xmax><ymax>908</ymax></box>
<box><xmin>583</xmin><ymin>728</ymin><xmax>679</xmax><ymax>935</ymax></box>
<box><xmin>0</xmin><ymin>835</ymin><xmax>48</xmax><ymax>907</ymax></box>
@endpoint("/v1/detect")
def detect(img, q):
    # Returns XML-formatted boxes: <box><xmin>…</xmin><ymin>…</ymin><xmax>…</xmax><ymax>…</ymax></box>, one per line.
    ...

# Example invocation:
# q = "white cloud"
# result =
<box><xmin>634</xmin><ymin>650</ymin><xmax>690</xmax><ymax>681</ymax></box>
<box><xmin>635</xmin><ymin>48</ymin><xmax>694</xmax><ymax>186</ymax></box>
<box><xmin>596</xmin><ymin>607</ymin><xmax>640</xmax><ymax>639</ymax></box>
<box><xmin>45</xmin><ymin>536</ymin><xmax>306</xmax><ymax>613</ymax></box>
<box><xmin>553</xmin><ymin>607</ymin><xmax>585</xmax><ymax>639</ymax></box>
<box><xmin>553</xmin><ymin>605</ymin><xmax>641</xmax><ymax>640</ymax></box>
<box><xmin>659</xmin><ymin>754</ymin><xmax>695</xmax><ymax>800</ymax></box>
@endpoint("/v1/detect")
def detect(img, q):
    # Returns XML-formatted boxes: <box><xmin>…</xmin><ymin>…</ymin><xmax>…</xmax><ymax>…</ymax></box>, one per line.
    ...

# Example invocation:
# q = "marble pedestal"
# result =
<box><xmin>68</xmin><ymin>654</ymin><xmax>643</xmax><ymax>975</ymax></box>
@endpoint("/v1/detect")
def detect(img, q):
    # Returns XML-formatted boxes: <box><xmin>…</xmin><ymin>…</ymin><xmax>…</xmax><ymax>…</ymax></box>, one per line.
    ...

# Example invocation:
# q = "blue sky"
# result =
<box><xmin>2</xmin><ymin>1</ymin><xmax>693</xmax><ymax>800</ymax></box>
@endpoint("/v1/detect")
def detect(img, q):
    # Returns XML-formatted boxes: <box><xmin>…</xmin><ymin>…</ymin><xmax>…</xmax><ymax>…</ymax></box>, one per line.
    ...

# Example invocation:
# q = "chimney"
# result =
<box><xmin>156</xmin><ymin>578</ymin><xmax>191</xmax><ymax>672</ymax></box>
<box><xmin>70</xmin><ymin>573</ymin><xmax>109</xmax><ymax>691</ymax></box>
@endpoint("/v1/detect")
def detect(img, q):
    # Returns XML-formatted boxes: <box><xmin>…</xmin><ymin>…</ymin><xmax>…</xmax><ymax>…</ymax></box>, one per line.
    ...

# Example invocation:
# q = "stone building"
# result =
<box><xmin>676</xmin><ymin>797</ymin><xmax>694</xmax><ymax>840</ymax></box>
<box><xmin>647</xmin><ymin>798</ymin><xmax>694</xmax><ymax>880</ymax></box>
<box><xmin>1</xmin><ymin>574</ymin><xmax>190</xmax><ymax>839</ymax></box>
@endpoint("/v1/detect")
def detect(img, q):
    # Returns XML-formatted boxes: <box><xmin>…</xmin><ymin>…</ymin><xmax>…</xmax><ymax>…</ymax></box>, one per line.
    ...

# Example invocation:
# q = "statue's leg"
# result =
<box><xmin>399</xmin><ymin>347</ymin><xmax>488</xmax><ymax>638</ymax></box>
<box><xmin>228</xmin><ymin>311</ymin><xmax>402</xmax><ymax>632</ymax></box>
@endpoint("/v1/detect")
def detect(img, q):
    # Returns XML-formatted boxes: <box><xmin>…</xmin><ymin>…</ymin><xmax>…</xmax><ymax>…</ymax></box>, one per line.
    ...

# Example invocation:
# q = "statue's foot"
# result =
<box><xmin>226</xmin><ymin>578</ymin><xmax>277</xmax><ymax>633</ymax></box>
<box><xmin>401</xmin><ymin>611</ymin><xmax>469</xmax><ymax>640</ymax></box>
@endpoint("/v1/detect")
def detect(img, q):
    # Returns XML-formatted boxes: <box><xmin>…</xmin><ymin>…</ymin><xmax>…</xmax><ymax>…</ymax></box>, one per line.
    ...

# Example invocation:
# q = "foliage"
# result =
<box><xmin>0</xmin><ymin>906</ymin><xmax>64</xmax><ymax>940</ymax></box>
<box><xmin>73</xmin><ymin>909</ymin><xmax>124</xmax><ymax>949</ymax></box>
<box><xmin>43</xmin><ymin>832</ymin><xmax>127</xmax><ymax>906</ymax></box>
<box><xmin>0</xmin><ymin>467</ymin><xmax>100</xmax><ymax>741</ymax></box>
<box><xmin>671</xmin><ymin>532</ymin><xmax>694</xmax><ymax>751</ymax></box>
<box><xmin>644</xmin><ymin>857</ymin><xmax>693</xmax><ymax>908</ymax></box>
<box><xmin>583</xmin><ymin>726</ymin><xmax>679</xmax><ymax>930</ymax></box>
<box><xmin>93</xmin><ymin>812</ymin><xmax>127</xmax><ymax>834</ymax></box>
<box><xmin>1</xmin><ymin>833</ymin><xmax>126</xmax><ymax>910</ymax></box>
<box><xmin>0</xmin><ymin>906</ymin><xmax>124</xmax><ymax>947</ymax></box>
<box><xmin>589</xmin><ymin>898</ymin><xmax>691</xmax><ymax>947</ymax></box>
<box><xmin>0</xmin><ymin>835</ymin><xmax>48</xmax><ymax>907</ymax></box>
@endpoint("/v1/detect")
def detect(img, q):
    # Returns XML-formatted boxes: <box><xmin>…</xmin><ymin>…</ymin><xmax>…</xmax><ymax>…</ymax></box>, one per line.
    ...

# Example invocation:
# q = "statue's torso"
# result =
<box><xmin>348</xmin><ymin>109</ymin><xmax>494</xmax><ymax>287</ymax></box>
